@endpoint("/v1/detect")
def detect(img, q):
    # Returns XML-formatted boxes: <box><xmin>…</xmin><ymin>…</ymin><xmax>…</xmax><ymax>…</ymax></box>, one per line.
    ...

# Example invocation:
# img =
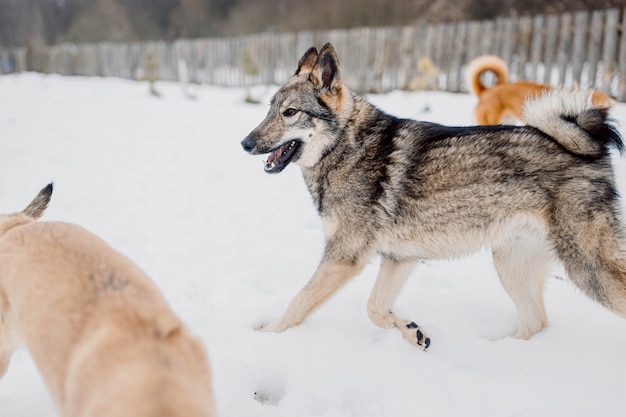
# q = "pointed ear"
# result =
<box><xmin>295</xmin><ymin>46</ymin><xmax>318</xmax><ymax>76</ymax></box>
<box><xmin>309</xmin><ymin>43</ymin><xmax>341</xmax><ymax>94</ymax></box>
<box><xmin>22</xmin><ymin>183</ymin><xmax>53</xmax><ymax>220</ymax></box>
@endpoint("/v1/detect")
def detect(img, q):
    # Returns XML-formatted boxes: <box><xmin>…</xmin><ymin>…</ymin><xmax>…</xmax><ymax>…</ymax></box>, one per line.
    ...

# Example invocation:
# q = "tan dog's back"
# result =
<box><xmin>0</xmin><ymin>186</ymin><xmax>215</xmax><ymax>417</ymax></box>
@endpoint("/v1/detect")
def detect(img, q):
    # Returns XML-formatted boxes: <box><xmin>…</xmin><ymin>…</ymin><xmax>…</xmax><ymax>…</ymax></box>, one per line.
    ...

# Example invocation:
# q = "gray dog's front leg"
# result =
<box><xmin>261</xmin><ymin>257</ymin><xmax>367</xmax><ymax>333</ymax></box>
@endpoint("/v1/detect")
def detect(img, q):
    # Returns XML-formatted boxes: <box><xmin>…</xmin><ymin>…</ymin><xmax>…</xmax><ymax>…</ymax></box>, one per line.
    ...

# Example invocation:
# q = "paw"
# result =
<box><xmin>400</xmin><ymin>321</ymin><xmax>431</xmax><ymax>350</ymax></box>
<box><xmin>257</xmin><ymin>320</ymin><xmax>288</xmax><ymax>333</ymax></box>
<box><xmin>257</xmin><ymin>323</ymin><xmax>275</xmax><ymax>332</ymax></box>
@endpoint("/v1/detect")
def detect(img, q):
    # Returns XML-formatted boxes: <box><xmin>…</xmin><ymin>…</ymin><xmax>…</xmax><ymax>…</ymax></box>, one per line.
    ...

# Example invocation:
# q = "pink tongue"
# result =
<box><xmin>267</xmin><ymin>147</ymin><xmax>283</xmax><ymax>164</ymax></box>
<box><xmin>267</xmin><ymin>143</ymin><xmax>288</xmax><ymax>165</ymax></box>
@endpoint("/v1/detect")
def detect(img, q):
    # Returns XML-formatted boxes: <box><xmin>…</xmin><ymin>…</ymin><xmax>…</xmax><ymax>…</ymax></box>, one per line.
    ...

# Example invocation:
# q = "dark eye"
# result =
<box><xmin>283</xmin><ymin>108</ymin><xmax>298</xmax><ymax>117</ymax></box>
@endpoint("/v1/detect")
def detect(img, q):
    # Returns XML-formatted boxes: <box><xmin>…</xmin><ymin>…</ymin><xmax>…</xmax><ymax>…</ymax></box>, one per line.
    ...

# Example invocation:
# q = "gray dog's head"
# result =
<box><xmin>241</xmin><ymin>43</ymin><xmax>353</xmax><ymax>174</ymax></box>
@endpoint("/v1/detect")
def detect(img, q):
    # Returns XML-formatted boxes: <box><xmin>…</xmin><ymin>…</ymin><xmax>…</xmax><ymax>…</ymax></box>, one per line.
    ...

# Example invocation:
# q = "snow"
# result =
<box><xmin>1</xmin><ymin>73</ymin><xmax>626</xmax><ymax>417</ymax></box>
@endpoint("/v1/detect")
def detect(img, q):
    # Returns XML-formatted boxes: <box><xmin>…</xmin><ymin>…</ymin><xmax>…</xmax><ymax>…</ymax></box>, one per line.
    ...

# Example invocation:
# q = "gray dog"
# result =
<box><xmin>241</xmin><ymin>43</ymin><xmax>625</xmax><ymax>350</ymax></box>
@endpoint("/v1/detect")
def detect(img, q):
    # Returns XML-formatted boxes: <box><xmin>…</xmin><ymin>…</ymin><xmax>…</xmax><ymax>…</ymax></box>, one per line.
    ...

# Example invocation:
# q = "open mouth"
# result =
<box><xmin>264</xmin><ymin>140</ymin><xmax>302</xmax><ymax>174</ymax></box>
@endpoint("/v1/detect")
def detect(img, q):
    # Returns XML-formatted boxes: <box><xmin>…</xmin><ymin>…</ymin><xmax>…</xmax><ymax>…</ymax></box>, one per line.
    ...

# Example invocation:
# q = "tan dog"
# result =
<box><xmin>467</xmin><ymin>55</ymin><xmax>615</xmax><ymax>125</ymax></box>
<box><xmin>0</xmin><ymin>184</ymin><xmax>215</xmax><ymax>417</ymax></box>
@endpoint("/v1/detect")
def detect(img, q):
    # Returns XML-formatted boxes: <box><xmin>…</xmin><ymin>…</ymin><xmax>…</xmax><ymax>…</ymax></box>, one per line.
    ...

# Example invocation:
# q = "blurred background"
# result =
<box><xmin>0</xmin><ymin>0</ymin><xmax>625</xmax><ymax>98</ymax></box>
<box><xmin>0</xmin><ymin>0</ymin><xmax>622</xmax><ymax>47</ymax></box>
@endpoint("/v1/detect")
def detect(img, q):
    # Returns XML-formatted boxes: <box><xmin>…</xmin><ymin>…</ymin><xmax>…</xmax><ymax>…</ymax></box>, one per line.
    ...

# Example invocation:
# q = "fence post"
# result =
<box><xmin>448</xmin><ymin>21</ymin><xmax>467</xmax><ymax>92</ymax></box>
<box><xmin>618</xmin><ymin>8</ymin><xmax>626</xmax><ymax>101</ymax></box>
<box><xmin>543</xmin><ymin>14</ymin><xmax>559</xmax><ymax>84</ymax></box>
<box><xmin>571</xmin><ymin>10</ymin><xmax>589</xmax><ymax>86</ymax></box>
<box><xmin>587</xmin><ymin>10</ymin><xmax>604</xmax><ymax>87</ymax></box>
<box><xmin>530</xmin><ymin>15</ymin><xmax>544</xmax><ymax>81</ymax></box>
<box><xmin>515</xmin><ymin>16</ymin><xmax>533</xmax><ymax>81</ymax></box>
<box><xmin>600</xmin><ymin>8</ymin><xmax>619</xmax><ymax>94</ymax></box>
<box><xmin>556</xmin><ymin>13</ymin><xmax>572</xmax><ymax>86</ymax></box>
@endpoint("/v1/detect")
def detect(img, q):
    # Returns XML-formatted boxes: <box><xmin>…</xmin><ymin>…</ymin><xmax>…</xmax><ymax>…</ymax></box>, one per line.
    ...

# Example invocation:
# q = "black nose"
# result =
<box><xmin>241</xmin><ymin>134</ymin><xmax>257</xmax><ymax>153</ymax></box>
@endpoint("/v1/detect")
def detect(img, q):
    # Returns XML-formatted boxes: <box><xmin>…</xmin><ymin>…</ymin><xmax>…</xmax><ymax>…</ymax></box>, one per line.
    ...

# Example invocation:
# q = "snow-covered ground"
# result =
<box><xmin>1</xmin><ymin>73</ymin><xmax>626</xmax><ymax>417</ymax></box>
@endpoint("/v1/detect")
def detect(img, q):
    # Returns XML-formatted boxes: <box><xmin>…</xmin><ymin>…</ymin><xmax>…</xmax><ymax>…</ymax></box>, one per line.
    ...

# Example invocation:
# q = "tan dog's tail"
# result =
<box><xmin>23</xmin><ymin>183</ymin><xmax>53</xmax><ymax>219</ymax></box>
<box><xmin>0</xmin><ymin>183</ymin><xmax>52</xmax><ymax>236</ymax></box>
<box><xmin>466</xmin><ymin>55</ymin><xmax>509</xmax><ymax>96</ymax></box>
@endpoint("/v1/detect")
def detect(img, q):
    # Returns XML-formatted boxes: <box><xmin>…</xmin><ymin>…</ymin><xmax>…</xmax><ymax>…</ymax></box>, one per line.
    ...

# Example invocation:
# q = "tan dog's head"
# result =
<box><xmin>0</xmin><ymin>183</ymin><xmax>53</xmax><ymax>235</ymax></box>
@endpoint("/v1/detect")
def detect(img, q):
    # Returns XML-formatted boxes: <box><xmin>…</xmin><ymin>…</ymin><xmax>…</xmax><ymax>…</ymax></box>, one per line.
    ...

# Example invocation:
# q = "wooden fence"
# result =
<box><xmin>1</xmin><ymin>8</ymin><xmax>626</xmax><ymax>101</ymax></box>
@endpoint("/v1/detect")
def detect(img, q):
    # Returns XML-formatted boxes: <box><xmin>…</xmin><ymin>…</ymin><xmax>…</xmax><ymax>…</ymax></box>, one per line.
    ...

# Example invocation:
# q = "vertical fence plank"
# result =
<box><xmin>448</xmin><ymin>21</ymin><xmax>467</xmax><ymax>92</ymax></box>
<box><xmin>399</xmin><ymin>25</ymin><xmax>415</xmax><ymax>90</ymax></box>
<box><xmin>571</xmin><ymin>10</ymin><xmax>589</xmax><ymax>86</ymax></box>
<box><xmin>479</xmin><ymin>20</ymin><xmax>495</xmax><ymax>56</ymax></box>
<box><xmin>515</xmin><ymin>16</ymin><xmax>533</xmax><ymax>81</ymax></box>
<box><xmin>220</xmin><ymin>37</ymin><xmax>229</xmax><ymax>85</ymax></box>
<box><xmin>212</xmin><ymin>38</ymin><xmax>221</xmax><ymax>85</ymax></box>
<box><xmin>439</xmin><ymin>23</ymin><xmax>454</xmax><ymax>91</ymax></box>
<box><xmin>204</xmin><ymin>38</ymin><xmax>214</xmax><ymax>84</ymax></box>
<box><xmin>422</xmin><ymin>22</ymin><xmax>438</xmax><ymax>63</ymax></box>
<box><xmin>499</xmin><ymin>18</ymin><xmax>517</xmax><ymax>65</ymax></box>
<box><xmin>465</xmin><ymin>21</ymin><xmax>482</xmax><ymax>62</ymax></box>
<box><xmin>431</xmin><ymin>23</ymin><xmax>445</xmax><ymax>69</ymax></box>
<box><xmin>587</xmin><ymin>10</ymin><xmax>604</xmax><ymax>87</ymax></box>
<box><xmin>412</xmin><ymin>19</ymin><xmax>428</xmax><ymax>63</ymax></box>
<box><xmin>543</xmin><ymin>15</ymin><xmax>559</xmax><ymax>84</ymax></box>
<box><xmin>556</xmin><ymin>13</ymin><xmax>572</xmax><ymax>85</ymax></box>
<box><xmin>492</xmin><ymin>18</ymin><xmax>505</xmax><ymax>57</ymax></box>
<box><xmin>238</xmin><ymin>35</ymin><xmax>247</xmax><ymax>88</ymax></box>
<box><xmin>344</xmin><ymin>27</ymin><xmax>365</xmax><ymax>91</ymax></box>
<box><xmin>358</xmin><ymin>26</ymin><xmax>369</xmax><ymax>88</ymax></box>
<box><xmin>274</xmin><ymin>31</ymin><xmax>295</xmax><ymax>85</ymax></box>
<box><xmin>601</xmin><ymin>8</ymin><xmax>619</xmax><ymax>94</ymax></box>
<box><xmin>530</xmin><ymin>15</ymin><xmax>544</xmax><ymax>81</ymax></box>
<box><xmin>372</xmin><ymin>28</ymin><xmax>386</xmax><ymax>93</ymax></box>
<box><xmin>430</xmin><ymin>23</ymin><xmax>445</xmax><ymax>90</ymax></box>
<box><xmin>618</xmin><ymin>8</ymin><xmax>626</xmax><ymax>101</ymax></box>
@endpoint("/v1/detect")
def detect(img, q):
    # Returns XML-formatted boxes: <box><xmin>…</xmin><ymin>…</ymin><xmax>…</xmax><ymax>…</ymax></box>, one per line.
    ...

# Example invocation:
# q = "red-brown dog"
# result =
<box><xmin>467</xmin><ymin>55</ymin><xmax>614</xmax><ymax>125</ymax></box>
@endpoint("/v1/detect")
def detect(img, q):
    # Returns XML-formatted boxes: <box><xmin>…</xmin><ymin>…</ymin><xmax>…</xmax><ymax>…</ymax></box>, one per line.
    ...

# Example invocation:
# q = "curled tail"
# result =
<box><xmin>523</xmin><ymin>90</ymin><xmax>624</xmax><ymax>157</ymax></box>
<box><xmin>466</xmin><ymin>55</ymin><xmax>509</xmax><ymax>96</ymax></box>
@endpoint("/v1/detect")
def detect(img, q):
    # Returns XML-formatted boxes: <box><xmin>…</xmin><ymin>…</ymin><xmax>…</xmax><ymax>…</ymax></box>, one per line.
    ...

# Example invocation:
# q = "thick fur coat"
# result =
<box><xmin>0</xmin><ymin>185</ymin><xmax>215</xmax><ymax>417</ymax></box>
<box><xmin>242</xmin><ymin>43</ymin><xmax>626</xmax><ymax>349</ymax></box>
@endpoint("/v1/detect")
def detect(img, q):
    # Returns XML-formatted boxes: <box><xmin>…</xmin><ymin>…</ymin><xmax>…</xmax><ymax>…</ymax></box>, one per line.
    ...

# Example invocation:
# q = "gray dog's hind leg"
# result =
<box><xmin>492</xmin><ymin>231</ymin><xmax>551</xmax><ymax>339</ymax></box>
